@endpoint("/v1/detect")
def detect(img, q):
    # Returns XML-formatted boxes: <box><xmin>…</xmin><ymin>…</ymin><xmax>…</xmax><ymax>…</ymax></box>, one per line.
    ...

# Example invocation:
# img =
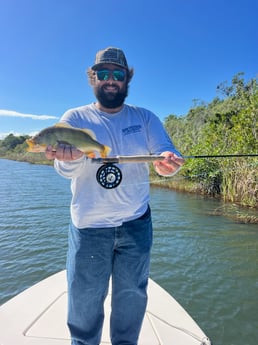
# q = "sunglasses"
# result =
<box><xmin>96</xmin><ymin>69</ymin><xmax>126</xmax><ymax>82</ymax></box>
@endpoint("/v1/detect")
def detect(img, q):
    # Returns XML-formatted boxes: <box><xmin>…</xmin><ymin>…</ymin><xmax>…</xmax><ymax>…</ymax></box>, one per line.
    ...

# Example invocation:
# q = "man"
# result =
<box><xmin>46</xmin><ymin>47</ymin><xmax>184</xmax><ymax>345</ymax></box>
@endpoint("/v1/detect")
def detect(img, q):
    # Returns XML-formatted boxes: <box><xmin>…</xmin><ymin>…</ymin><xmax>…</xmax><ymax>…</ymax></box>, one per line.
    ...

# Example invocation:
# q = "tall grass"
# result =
<box><xmin>221</xmin><ymin>159</ymin><xmax>258</xmax><ymax>207</ymax></box>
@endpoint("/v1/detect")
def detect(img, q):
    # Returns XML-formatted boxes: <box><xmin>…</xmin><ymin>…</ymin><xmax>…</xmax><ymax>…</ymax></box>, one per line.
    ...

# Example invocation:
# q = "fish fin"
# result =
<box><xmin>86</xmin><ymin>152</ymin><xmax>96</xmax><ymax>158</ymax></box>
<box><xmin>54</xmin><ymin>122</ymin><xmax>73</xmax><ymax>128</ymax></box>
<box><xmin>80</xmin><ymin>128</ymin><xmax>97</xmax><ymax>139</ymax></box>
<box><xmin>55</xmin><ymin>122</ymin><xmax>97</xmax><ymax>140</ymax></box>
<box><xmin>100</xmin><ymin>145</ymin><xmax>112</xmax><ymax>158</ymax></box>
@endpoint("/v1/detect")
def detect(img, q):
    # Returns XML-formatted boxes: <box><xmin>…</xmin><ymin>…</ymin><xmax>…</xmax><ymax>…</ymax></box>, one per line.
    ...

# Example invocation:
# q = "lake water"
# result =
<box><xmin>0</xmin><ymin>159</ymin><xmax>257</xmax><ymax>345</ymax></box>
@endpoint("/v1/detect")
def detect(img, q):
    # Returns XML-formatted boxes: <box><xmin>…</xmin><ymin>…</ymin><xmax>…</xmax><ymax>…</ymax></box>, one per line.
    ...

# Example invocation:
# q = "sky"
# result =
<box><xmin>0</xmin><ymin>0</ymin><xmax>257</xmax><ymax>139</ymax></box>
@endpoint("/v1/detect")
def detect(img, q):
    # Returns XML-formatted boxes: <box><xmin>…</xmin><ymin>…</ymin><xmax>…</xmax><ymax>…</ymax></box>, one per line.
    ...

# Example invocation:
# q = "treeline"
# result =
<box><xmin>0</xmin><ymin>73</ymin><xmax>257</xmax><ymax>207</ymax></box>
<box><xmin>161</xmin><ymin>72</ymin><xmax>258</xmax><ymax>208</ymax></box>
<box><xmin>0</xmin><ymin>134</ymin><xmax>51</xmax><ymax>165</ymax></box>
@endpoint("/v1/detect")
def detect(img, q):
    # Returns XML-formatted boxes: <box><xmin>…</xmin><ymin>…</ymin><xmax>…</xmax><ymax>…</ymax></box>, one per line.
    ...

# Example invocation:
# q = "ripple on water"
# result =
<box><xmin>1</xmin><ymin>160</ymin><xmax>258</xmax><ymax>345</ymax></box>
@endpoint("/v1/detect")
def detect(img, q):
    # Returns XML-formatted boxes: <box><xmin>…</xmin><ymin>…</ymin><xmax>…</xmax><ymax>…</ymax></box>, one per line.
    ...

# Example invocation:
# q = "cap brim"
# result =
<box><xmin>92</xmin><ymin>62</ymin><xmax>128</xmax><ymax>70</ymax></box>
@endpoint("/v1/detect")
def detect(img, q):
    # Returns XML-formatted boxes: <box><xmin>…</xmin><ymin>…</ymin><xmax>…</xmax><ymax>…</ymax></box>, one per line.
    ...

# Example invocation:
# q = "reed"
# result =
<box><xmin>221</xmin><ymin>159</ymin><xmax>258</xmax><ymax>207</ymax></box>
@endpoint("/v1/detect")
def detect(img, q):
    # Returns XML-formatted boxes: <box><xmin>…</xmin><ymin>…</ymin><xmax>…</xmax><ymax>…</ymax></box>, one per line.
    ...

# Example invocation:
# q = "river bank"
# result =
<box><xmin>151</xmin><ymin>180</ymin><xmax>258</xmax><ymax>224</ymax></box>
<box><xmin>0</xmin><ymin>152</ymin><xmax>258</xmax><ymax>224</ymax></box>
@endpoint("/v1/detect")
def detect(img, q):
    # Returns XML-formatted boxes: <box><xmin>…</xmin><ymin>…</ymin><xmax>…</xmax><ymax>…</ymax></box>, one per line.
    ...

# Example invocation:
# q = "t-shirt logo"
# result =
<box><xmin>122</xmin><ymin>125</ymin><xmax>142</xmax><ymax>136</ymax></box>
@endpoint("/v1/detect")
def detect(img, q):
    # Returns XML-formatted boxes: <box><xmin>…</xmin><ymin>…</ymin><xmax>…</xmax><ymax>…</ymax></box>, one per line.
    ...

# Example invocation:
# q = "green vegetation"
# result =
<box><xmin>0</xmin><ymin>134</ymin><xmax>52</xmax><ymax>165</ymax></box>
<box><xmin>158</xmin><ymin>72</ymin><xmax>258</xmax><ymax>208</ymax></box>
<box><xmin>1</xmin><ymin>72</ymin><xmax>257</xmax><ymax>210</ymax></box>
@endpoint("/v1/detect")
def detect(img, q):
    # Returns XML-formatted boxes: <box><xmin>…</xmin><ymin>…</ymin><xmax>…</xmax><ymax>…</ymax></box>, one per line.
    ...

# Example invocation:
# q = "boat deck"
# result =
<box><xmin>0</xmin><ymin>270</ymin><xmax>211</xmax><ymax>345</ymax></box>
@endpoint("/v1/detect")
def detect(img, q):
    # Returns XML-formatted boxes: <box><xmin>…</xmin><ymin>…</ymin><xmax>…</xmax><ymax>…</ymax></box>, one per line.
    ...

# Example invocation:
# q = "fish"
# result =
<box><xmin>26</xmin><ymin>123</ymin><xmax>111</xmax><ymax>158</ymax></box>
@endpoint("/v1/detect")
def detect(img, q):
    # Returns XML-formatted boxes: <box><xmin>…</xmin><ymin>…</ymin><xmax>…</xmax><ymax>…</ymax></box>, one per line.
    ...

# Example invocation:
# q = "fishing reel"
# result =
<box><xmin>93</xmin><ymin>155</ymin><xmax>165</xmax><ymax>189</ymax></box>
<box><xmin>96</xmin><ymin>164</ymin><xmax>122</xmax><ymax>189</ymax></box>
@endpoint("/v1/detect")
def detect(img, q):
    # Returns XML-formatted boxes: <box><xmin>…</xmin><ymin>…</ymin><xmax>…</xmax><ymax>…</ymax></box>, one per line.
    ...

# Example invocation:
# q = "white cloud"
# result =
<box><xmin>0</xmin><ymin>131</ymin><xmax>20</xmax><ymax>139</ymax></box>
<box><xmin>0</xmin><ymin>131</ymin><xmax>38</xmax><ymax>140</ymax></box>
<box><xmin>0</xmin><ymin>109</ymin><xmax>59</xmax><ymax>120</ymax></box>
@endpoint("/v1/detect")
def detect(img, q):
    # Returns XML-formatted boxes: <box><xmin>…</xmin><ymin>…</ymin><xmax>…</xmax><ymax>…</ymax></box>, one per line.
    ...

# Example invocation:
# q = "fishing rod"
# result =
<box><xmin>91</xmin><ymin>153</ymin><xmax>258</xmax><ymax>189</ymax></box>
<box><xmin>184</xmin><ymin>153</ymin><xmax>258</xmax><ymax>159</ymax></box>
<box><xmin>91</xmin><ymin>153</ymin><xmax>258</xmax><ymax>164</ymax></box>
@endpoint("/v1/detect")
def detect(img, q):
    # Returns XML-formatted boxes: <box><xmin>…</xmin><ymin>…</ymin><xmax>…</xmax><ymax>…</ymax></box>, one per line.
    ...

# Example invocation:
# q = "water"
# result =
<box><xmin>0</xmin><ymin>159</ymin><xmax>257</xmax><ymax>345</ymax></box>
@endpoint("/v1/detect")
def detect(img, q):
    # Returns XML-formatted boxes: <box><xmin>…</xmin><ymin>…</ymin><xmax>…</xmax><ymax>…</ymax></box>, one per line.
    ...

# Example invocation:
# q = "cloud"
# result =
<box><xmin>0</xmin><ymin>132</ymin><xmax>24</xmax><ymax>140</ymax></box>
<box><xmin>0</xmin><ymin>109</ymin><xmax>59</xmax><ymax>120</ymax></box>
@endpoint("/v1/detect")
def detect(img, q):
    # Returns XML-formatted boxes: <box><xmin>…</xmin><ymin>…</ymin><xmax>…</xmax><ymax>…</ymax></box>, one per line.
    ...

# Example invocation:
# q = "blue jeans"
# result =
<box><xmin>67</xmin><ymin>206</ymin><xmax>153</xmax><ymax>345</ymax></box>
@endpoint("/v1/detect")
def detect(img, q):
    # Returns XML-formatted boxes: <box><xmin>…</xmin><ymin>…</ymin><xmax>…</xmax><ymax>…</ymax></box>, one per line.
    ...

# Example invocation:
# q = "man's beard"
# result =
<box><xmin>94</xmin><ymin>84</ymin><xmax>128</xmax><ymax>109</ymax></box>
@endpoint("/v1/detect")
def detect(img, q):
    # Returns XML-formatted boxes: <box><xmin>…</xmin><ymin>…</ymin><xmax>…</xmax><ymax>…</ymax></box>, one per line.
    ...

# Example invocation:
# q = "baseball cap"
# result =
<box><xmin>91</xmin><ymin>47</ymin><xmax>129</xmax><ymax>70</ymax></box>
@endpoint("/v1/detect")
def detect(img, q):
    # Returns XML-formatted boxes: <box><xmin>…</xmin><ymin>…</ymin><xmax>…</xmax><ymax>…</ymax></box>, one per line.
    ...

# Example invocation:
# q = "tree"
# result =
<box><xmin>0</xmin><ymin>134</ymin><xmax>28</xmax><ymax>150</ymax></box>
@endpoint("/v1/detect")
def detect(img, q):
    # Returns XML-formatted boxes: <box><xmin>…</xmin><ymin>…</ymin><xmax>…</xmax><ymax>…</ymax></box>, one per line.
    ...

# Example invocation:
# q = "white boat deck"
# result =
<box><xmin>0</xmin><ymin>270</ymin><xmax>211</xmax><ymax>345</ymax></box>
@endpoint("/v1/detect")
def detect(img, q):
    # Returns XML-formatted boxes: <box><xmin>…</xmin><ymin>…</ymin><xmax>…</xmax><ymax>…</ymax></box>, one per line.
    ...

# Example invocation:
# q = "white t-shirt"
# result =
<box><xmin>54</xmin><ymin>103</ymin><xmax>181</xmax><ymax>228</ymax></box>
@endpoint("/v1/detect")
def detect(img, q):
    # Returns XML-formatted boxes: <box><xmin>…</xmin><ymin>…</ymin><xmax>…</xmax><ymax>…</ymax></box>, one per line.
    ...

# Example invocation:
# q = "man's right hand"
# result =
<box><xmin>45</xmin><ymin>144</ymin><xmax>84</xmax><ymax>161</ymax></box>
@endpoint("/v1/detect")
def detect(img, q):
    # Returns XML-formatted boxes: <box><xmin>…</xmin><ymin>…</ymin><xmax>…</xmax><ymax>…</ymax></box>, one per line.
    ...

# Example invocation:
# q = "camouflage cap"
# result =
<box><xmin>91</xmin><ymin>47</ymin><xmax>129</xmax><ymax>70</ymax></box>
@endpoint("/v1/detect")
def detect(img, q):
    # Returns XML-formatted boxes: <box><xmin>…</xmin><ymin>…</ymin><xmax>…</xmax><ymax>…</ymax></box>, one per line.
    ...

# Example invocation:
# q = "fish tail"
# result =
<box><xmin>101</xmin><ymin>145</ymin><xmax>111</xmax><ymax>158</ymax></box>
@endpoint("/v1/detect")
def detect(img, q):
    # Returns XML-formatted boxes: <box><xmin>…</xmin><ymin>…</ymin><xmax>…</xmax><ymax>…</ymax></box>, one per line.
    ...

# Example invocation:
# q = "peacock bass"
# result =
<box><xmin>26</xmin><ymin>123</ymin><xmax>111</xmax><ymax>158</ymax></box>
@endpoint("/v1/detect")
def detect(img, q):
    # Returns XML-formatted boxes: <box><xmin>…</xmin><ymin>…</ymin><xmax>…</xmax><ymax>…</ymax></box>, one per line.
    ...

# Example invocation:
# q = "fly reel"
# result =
<box><xmin>93</xmin><ymin>155</ymin><xmax>164</xmax><ymax>189</ymax></box>
<box><xmin>96</xmin><ymin>164</ymin><xmax>122</xmax><ymax>189</ymax></box>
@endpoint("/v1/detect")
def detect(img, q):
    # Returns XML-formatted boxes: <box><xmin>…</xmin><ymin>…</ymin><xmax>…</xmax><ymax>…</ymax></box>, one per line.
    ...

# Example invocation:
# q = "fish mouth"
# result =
<box><xmin>26</xmin><ymin>139</ymin><xmax>46</xmax><ymax>152</ymax></box>
<box><xmin>26</xmin><ymin>139</ymin><xmax>35</xmax><ymax>151</ymax></box>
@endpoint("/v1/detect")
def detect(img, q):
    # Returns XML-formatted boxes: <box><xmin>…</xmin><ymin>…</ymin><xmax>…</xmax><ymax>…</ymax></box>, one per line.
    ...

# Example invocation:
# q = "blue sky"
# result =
<box><xmin>0</xmin><ymin>0</ymin><xmax>257</xmax><ymax>139</ymax></box>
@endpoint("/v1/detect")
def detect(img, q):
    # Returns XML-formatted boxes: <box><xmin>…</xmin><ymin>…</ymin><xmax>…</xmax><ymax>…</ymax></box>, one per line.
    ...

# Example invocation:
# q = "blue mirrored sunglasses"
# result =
<box><xmin>96</xmin><ymin>69</ymin><xmax>126</xmax><ymax>82</ymax></box>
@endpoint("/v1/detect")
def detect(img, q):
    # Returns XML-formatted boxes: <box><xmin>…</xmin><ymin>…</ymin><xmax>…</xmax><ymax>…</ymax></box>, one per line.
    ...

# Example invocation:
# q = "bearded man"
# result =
<box><xmin>46</xmin><ymin>47</ymin><xmax>184</xmax><ymax>345</ymax></box>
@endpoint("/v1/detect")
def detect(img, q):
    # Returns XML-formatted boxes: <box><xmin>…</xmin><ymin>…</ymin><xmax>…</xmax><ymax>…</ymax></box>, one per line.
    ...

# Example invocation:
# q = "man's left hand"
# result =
<box><xmin>153</xmin><ymin>151</ymin><xmax>184</xmax><ymax>176</ymax></box>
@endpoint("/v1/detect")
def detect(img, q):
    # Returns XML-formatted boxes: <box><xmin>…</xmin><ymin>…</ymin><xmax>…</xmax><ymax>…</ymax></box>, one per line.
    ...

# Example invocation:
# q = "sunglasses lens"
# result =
<box><xmin>113</xmin><ymin>70</ymin><xmax>126</xmax><ymax>81</ymax></box>
<box><xmin>97</xmin><ymin>70</ymin><xmax>109</xmax><ymax>81</ymax></box>
<box><xmin>96</xmin><ymin>69</ymin><xmax>126</xmax><ymax>82</ymax></box>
